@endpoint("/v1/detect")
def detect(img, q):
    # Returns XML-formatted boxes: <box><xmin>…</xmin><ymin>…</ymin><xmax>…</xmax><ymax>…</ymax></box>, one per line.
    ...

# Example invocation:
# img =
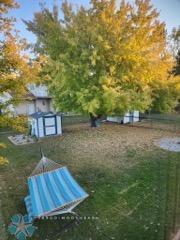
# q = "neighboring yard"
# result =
<box><xmin>0</xmin><ymin>122</ymin><xmax>180</xmax><ymax>240</ymax></box>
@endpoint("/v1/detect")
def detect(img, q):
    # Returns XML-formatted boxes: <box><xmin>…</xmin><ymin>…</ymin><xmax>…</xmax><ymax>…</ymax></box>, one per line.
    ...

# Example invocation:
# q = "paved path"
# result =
<box><xmin>156</xmin><ymin>137</ymin><xmax>180</xmax><ymax>152</ymax></box>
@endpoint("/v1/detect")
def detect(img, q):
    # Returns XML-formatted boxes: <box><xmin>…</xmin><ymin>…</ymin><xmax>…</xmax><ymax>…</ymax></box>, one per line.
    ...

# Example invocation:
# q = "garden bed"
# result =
<box><xmin>8</xmin><ymin>135</ymin><xmax>35</xmax><ymax>145</ymax></box>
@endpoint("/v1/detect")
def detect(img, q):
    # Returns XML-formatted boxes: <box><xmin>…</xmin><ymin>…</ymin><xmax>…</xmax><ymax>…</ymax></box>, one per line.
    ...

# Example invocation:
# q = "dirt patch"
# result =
<box><xmin>41</xmin><ymin>122</ymin><xmax>179</xmax><ymax>171</ymax></box>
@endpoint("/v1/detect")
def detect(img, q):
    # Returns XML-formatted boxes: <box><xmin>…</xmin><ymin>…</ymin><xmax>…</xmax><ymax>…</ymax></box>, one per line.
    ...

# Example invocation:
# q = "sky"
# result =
<box><xmin>8</xmin><ymin>0</ymin><xmax>180</xmax><ymax>44</ymax></box>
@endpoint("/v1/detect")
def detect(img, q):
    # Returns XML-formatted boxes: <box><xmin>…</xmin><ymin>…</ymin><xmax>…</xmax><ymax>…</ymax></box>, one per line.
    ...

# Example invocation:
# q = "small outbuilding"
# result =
<box><xmin>29</xmin><ymin>112</ymin><xmax>62</xmax><ymax>138</ymax></box>
<box><xmin>107</xmin><ymin>111</ymin><xmax>139</xmax><ymax>124</ymax></box>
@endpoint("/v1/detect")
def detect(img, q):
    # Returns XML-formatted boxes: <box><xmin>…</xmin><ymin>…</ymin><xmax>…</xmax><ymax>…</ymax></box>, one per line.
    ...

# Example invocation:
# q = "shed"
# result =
<box><xmin>29</xmin><ymin>112</ymin><xmax>62</xmax><ymax>138</ymax></box>
<box><xmin>107</xmin><ymin>111</ymin><xmax>139</xmax><ymax>124</ymax></box>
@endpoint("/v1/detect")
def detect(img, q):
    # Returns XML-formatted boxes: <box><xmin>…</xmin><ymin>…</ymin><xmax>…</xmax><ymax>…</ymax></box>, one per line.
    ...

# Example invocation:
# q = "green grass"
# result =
<box><xmin>0</xmin><ymin>123</ymin><xmax>180</xmax><ymax>240</ymax></box>
<box><xmin>62</xmin><ymin>115</ymin><xmax>90</xmax><ymax>126</ymax></box>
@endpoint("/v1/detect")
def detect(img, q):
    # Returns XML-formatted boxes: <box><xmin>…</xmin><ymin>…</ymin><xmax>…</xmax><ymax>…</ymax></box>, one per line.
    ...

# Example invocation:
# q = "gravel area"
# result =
<box><xmin>156</xmin><ymin>137</ymin><xmax>180</xmax><ymax>152</ymax></box>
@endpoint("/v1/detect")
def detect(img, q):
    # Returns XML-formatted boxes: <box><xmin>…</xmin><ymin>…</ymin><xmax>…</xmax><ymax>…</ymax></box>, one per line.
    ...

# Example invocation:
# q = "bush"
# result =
<box><xmin>0</xmin><ymin>143</ymin><xmax>9</xmax><ymax>166</ymax></box>
<box><xmin>0</xmin><ymin>156</ymin><xmax>9</xmax><ymax>166</ymax></box>
<box><xmin>0</xmin><ymin>115</ymin><xmax>29</xmax><ymax>134</ymax></box>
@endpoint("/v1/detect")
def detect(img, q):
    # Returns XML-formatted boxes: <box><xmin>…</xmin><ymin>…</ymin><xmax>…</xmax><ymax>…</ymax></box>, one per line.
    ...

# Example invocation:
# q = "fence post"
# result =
<box><xmin>150</xmin><ymin>118</ymin><xmax>153</xmax><ymax>128</ymax></box>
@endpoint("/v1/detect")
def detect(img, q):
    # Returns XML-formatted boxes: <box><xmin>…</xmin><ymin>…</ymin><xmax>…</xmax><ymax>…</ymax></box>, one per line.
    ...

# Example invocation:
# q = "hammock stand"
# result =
<box><xmin>24</xmin><ymin>152</ymin><xmax>88</xmax><ymax>222</ymax></box>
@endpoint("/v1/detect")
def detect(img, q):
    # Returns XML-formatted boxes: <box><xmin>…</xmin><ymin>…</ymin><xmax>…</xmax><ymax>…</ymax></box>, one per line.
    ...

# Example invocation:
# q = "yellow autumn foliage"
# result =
<box><xmin>0</xmin><ymin>143</ymin><xmax>6</xmax><ymax>148</ymax></box>
<box><xmin>0</xmin><ymin>143</ymin><xmax>8</xmax><ymax>166</ymax></box>
<box><xmin>0</xmin><ymin>0</ymin><xmax>43</xmax><ymax>164</ymax></box>
<box><xmin>25</xmin><ymin>0</ymin><xmax>180</xmax><ymax>117</ymax></box>
<box><xmin>0</xmin><ymin>156</ymin><xmax>9</xmax><ymax>166</ymax></box>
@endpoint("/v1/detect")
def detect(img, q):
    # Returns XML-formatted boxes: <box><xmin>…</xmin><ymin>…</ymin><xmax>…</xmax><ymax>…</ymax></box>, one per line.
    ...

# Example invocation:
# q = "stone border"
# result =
<box><xmin>8</xmin><ymin>135</ymin><xmax>35</xmax><ymax>146</ymax></box>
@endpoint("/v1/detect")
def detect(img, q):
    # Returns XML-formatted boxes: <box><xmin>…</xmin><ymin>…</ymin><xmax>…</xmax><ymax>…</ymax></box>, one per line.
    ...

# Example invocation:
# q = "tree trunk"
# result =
<box><xmin>90</xmin><ymin>113</ymin><xmax>98</xmax><ymax>127</ymax></box>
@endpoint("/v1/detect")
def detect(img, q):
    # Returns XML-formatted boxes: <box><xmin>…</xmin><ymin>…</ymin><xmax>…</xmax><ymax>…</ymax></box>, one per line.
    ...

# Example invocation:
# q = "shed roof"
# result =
<box><xmin>30</xmin><ymin>112</ymin><xmax>61</xmax><ymax>119</ymax></box>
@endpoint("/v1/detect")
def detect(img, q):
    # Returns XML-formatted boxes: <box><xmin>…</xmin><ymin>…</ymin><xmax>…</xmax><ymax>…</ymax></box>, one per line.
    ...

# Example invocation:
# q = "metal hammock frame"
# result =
<box><xmin>25</xmin><ymin>150</ymin><xmax>88</xmax><ymax>221</ymax></box>
<box><xmin>30</xmin><ymin>156</ymin><xmax>63</xmax><ymax>177</ymax></box>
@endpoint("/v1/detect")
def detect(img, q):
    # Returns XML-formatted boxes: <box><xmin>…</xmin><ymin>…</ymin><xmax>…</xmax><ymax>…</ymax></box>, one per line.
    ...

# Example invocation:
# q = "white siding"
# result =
<box><xmin>45</xmin><ymin>126</ymin><xmax>56</xmax><ymax>135</ymax></box>
<box><xmin>44</xmin><ymin>117</ymin><xmax>55</xmax><ymax>126</ymax></box>
<box><xmin>38</xmin><ymin>118</ymin><xmax>44</xmax><ymax>138</ymax></box>
<box><xmin>30</xmin><ymin>114</ymin><xmax>62</xmax><ymax>138</ymax></box>
<box><xmin>36</xmin><ymin>99</ymin><xmax>50</xmax><ymax>112</ymax></box>
<box><xmin>44</xmin><ymin>116</ymin><xmax>56</xmax><ymax>136</ymax></box>
<box><xmin>106</xmin><ymin>116</ymin><xmax>123</xmax><ymax>123</ymax></box>
<box><xmin>30</xmin><ymin>119</ymin><xmax>38</xmax><ymax>137</ymax></box>
<box><xmin>34</xmin><ymin>120</ymin><xmax>38</xmax><ymax>137</ymax></box>
<box><xmin>123</xmin><ymin>112</ymin><xmax>130</xmax><ymax>123</ymax></box>
<box><xmin>27</xmin><ymin>103</ymin><xmax>35</xmax><ymax>115</ymax></box>
<box><xmin>107</xmin><ymin>111</ymin><xmax>139</xmax><ymax>124</ymax></box>
<box><xmin>133</xmin><ymin>111</ymin><xmax>139</xmax><ymax>122</ymax></box>
<box><xmin>15</xmin><ymin>99</ymin><xmax>51</xmax><ymax>116</ymax></box>
<box><xmin>57</xmin><ymin>116</ymin><xmax>62</xmax><ymax>135</ymax></box>
<box><xmin>15</xmin><ymin>101</ymin><xmax>36</xmax><ymax>116</ymax></box>
<box><xmin>107</xmin><ymin>113</ymin><xmax>130</xmax><ymax>124</ymax></box>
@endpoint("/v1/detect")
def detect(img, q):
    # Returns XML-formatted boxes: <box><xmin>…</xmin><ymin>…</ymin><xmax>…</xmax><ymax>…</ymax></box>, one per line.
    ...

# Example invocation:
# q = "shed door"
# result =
<box><xmin>43</xmin><ymin>116</ymin><xmax>57</xmax><ymax>136</ymax></box>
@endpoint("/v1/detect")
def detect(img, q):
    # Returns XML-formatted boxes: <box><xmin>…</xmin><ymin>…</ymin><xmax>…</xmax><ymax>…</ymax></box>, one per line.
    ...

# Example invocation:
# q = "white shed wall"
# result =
<box><xmin>30</xmin><ymin>119</ymin><xmax>38</xmax><ymax>137</ymax></box>
<box><xmin>133</xmin><ymin>111</ymin><xmax>139</xmax><ymax>122</ymax></box>
<box><xmin>30</xmin><ymin>114</ymin><xmax>62</xmax><ymax>138</ymax></box>
<box><xmin>36</xmin><ymin>99</ymin><xmax>51</xmax><ymax>112</ymax></box>
<box><xmin>123</xmin><ymin>112</ymin><xmax>130</xmax><ymax>123</ymax></box>
<box><xmin>38</xmin><ymin>118</ymin><xmax>44</xmax><ymax>138</ymax></box>
<box><xmin>34</xmin><ymin>120</ymin><xmax>38</xmax><ymax>137</ymax></box>
<box><xmin>107</xmin><ymin>111</ymin><xmax>139</xmax><ymax>124</ymax></box>
<box><xmin>107</xmin><ymin>116</ymin><xmax>124</xmax><ymax>123</ymax></box>
<box><xmin>57</xmin><ymin>116</ymin><xmax>62</xmax><ymax>135</ymax></box>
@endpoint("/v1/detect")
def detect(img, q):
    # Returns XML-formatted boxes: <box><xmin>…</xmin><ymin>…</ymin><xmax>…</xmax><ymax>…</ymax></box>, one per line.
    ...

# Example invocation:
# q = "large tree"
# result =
<box><xmin>169</xmin><ymin>26</ymin><xmax>180</xmax><ymax>111</ymax></box>
<box><xmin>0</xmin><ymin>0</ymin><xmax>41</xmax><ymax>165</ymax></box>
<box><xmin>170</xmin><ymin>26</ymin><xmax>180</xmax><ymax>76</ymax></box>
<box><xmin>0</xmin><ymin>0</ymin><xmax>41</xmax><ymax>111</ymax></box>
<box><xmin>25</xmin><ymin>0</ymin><xmax>180</xmax><ymax>126</ymax></box>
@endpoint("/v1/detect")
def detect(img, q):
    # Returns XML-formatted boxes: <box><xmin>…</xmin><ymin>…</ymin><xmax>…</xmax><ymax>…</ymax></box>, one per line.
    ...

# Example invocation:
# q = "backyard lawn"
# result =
<box><xmin>0</xmin><ymin>122</ymin><xmax>180</xmax><ymax>240</ymax></box>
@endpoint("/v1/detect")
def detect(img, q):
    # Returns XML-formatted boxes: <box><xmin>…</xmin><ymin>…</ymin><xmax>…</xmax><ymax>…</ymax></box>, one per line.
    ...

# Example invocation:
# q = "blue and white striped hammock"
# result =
<box><xmin>24</xmin><ymin>155</ymin><xmax>88</xmax><ymax>222</ymax></box>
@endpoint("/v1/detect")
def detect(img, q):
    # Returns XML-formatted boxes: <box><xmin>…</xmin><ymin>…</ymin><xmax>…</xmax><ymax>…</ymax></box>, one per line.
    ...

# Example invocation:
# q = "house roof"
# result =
<box><xmin>23</xmin><ymin>92</ymin><xmax>36</xmax><ymax>100</ymax></box>
<box><xmin>22</xmin><ymin>92</ymin><xmax>52</xmax><ymax>100</ymax></box>
<box><xmin>35</xmin><ymin>96</ymin><xmax>52</xmax><ymax>100</ymax></box>
<box><xmin>27</xmin><ymin>84</ymin><xmax>52</xmax><ymax>99</ymax></box>
<box><xmin>2</xmin><ymin>84</ymin><xmax>52</xmax><ymax>101</ymax></box>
